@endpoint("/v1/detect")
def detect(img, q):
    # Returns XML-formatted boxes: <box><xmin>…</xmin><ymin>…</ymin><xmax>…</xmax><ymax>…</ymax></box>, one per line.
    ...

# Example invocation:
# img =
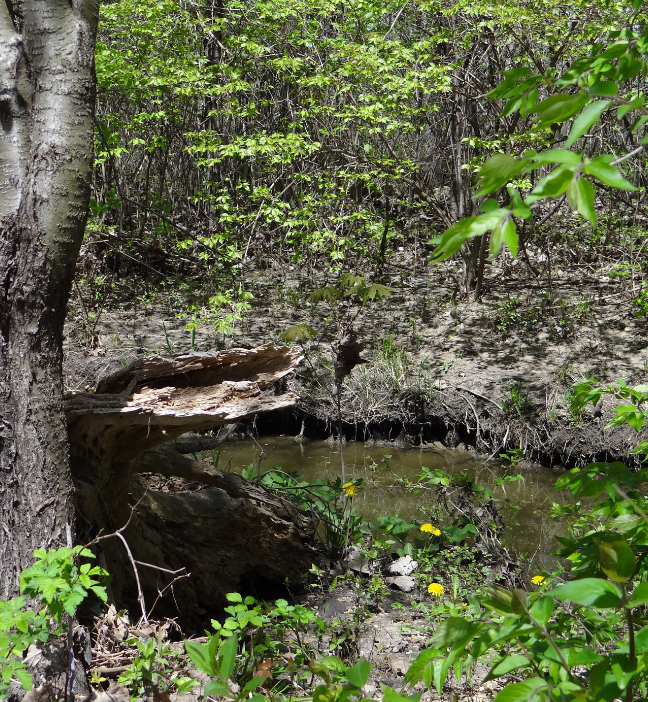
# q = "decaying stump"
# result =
<box><xmin>64</xmin><ymin>344</ymin><xmax>316</xmax><ymax>627</ymax></box>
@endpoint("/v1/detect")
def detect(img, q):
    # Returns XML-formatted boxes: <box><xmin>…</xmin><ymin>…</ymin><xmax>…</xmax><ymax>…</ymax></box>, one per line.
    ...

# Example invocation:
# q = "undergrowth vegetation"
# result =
<box><xmin>6</xmin><ymin>450</ymin><xmax>648</xmax><ymax>702</ymax></box>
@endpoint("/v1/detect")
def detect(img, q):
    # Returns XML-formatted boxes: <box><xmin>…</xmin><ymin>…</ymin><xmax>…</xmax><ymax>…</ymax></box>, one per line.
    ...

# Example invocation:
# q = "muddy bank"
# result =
<box><xmin>64</xmin><ymin>262</ymin><xmax>648</xmax><ymax>471</ymax></box>
<box><xmin>276</xmin><ymin>378</ymin><xmax>642</xmax><ymax>471</ymax></box>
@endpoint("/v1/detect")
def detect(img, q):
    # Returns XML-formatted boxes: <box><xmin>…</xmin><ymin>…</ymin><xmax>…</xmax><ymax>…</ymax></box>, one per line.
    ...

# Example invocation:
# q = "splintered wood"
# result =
<box><xmin>64</xmin><ymin>344</ymin><xmax>302</xmax><ymax>444</ymax></box>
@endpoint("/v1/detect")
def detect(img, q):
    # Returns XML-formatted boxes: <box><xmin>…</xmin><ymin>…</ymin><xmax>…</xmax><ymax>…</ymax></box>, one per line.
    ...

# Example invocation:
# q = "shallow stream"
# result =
<box><xmin>213</xmin><ymin>437</ymin><xmax>568</xmax><ymax>569</ymax></box>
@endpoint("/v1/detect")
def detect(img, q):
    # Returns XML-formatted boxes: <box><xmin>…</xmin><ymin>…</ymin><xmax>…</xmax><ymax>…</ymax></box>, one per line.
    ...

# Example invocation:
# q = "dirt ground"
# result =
<box><xmin>62</xmin><ymin>252</ymin><xmax>647</xmax><ymax>701</ymax></box>
<box><xmin>64</xmin><ymin>250</ymin><xmax>648</xmax><ymax>468</ymax></box>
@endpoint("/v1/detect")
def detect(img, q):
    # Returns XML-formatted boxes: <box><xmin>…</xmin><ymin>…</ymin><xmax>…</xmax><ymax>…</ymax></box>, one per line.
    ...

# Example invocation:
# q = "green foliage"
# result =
<box><xmin>118</xmin><ymin>637</ymin><xmax>175</xmax><ymax>700</ymax></box>
<box><xmin>248</xmin><ymin>468</ymin><xmax>366</xmax><ymax>558</ymax></box>
<box><xmin>429</xmin><ymin>0</ymin><xmax>648</xmax><ymax>266</ymax></box>
<box><xmin>501</xmin><ymin>381</ymin><xmax>531</xmax><ymax>418</ymax></box>
<box><xmin>20</xmin><ymin>546</ymin><xmax>108</xmax><ymax>624</ymax></box>
<box><xmin>416</xmin><ymin>458</ymin><xmax>648</xmax><ymax>702</ymax></box>
<box><xmin>569</xmin><ymin>377</ymin><xmax>648</xmax><ymax>440</ymax></box>
<box><xmin>0</xmin><ymin>547</ymin><xmax>109</xmax><ymax>699</ymax></box>
<box><xmin>0</xmin><ymin>599</ymin><xmax>48</xmax><ymax>697</ymax></box>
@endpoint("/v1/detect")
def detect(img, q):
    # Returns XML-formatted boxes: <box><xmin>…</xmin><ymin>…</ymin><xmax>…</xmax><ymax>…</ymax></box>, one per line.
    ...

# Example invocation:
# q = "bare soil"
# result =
<box><xmin>65</xmin><ymin>253</ymin><xmax>648</xmax><ymax>469</ymax></box>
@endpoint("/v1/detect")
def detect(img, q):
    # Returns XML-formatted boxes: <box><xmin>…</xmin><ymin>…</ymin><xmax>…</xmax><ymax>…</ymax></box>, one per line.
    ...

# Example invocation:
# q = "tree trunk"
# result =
<box><xmin>0</xmin><ymin>0</ymin><xmax>99</xmax><ymax>597</ymax></box>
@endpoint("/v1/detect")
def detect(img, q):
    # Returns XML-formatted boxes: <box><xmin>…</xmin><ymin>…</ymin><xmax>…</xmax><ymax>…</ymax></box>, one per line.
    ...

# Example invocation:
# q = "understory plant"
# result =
<box><xmin>0</xmin><ymin>546</ymin><xmax>109</xmax><ymax>698</ymax></box>
<box><xmin>246</xmin><ymin>465</ymin><xmax>366</xmax><ymax>558</ymax></box>
<box><xmin>405</xmin><ymin>459</ymin><xmax>648</xmax><ymax>702</ymax></box>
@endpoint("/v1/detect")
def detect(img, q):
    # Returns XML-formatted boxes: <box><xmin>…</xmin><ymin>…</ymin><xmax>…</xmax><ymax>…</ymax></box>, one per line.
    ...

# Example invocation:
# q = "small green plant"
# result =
<box><xmin>501</xmin><ymin>380</ymin><xmax>530</xmax><ymax>418</ymax></box>
<box><xmin>494</xmin><ymin>297</ymin><xmax>522</xmax><ymax>332</ymax></box>
<box><xmin>185</xmin><ymin>307</ymin><xmax>200</xmax><ymax>350</ymax></box>
<box><xmin>253</xmin><ymin>468</ymin><xmax>366</xmax><ymax>558</ymax></box>
<box><xmin>499</xmin><ymin>448</ymin><xmax>524</xmax><ymax>466</ymax></box>
<box><xmin>162</xmin><ymin>321</ymin><xmax>174</xmax><ymax>354</ymax></box>
<box><xmin>118</xmin><ymin>636</ymin><xmax>174</xmax><ymax>700</ymax></box>
<box><xmin>632</xmin><ymin>285</ymin><xmax>648</xmax><ymax>318</ymax></box>
<box><xmin>0</xmin><ymin>547</ymin><xmax>109</xmax><ymax>698</ymax></box>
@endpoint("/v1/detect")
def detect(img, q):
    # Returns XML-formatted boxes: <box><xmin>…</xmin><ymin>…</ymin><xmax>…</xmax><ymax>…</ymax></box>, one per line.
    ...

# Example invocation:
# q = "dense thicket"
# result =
<box><xmin>91</xmin><ymin>0</ymin><xmax>646</xmax><ymax>304</ymax></box>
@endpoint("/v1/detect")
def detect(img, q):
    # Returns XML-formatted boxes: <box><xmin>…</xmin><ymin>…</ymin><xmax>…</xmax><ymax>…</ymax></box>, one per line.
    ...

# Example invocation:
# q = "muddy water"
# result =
<box><xmin>212</xmin><ymin>437</ymin><xmax>568</xmax><ymax>569</ymax></box>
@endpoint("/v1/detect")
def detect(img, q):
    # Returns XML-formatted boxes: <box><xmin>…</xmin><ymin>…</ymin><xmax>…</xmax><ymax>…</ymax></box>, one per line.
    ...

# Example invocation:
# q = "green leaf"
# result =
<box><xmin>493</xmin><ymin>678</ymin><xmax>546</xmax><ymax>702</ymax></box>
<box><xmin>430</xmin><ymin>211</ymin><xmax>508</xmax><ymax>262</ymax></box>
<box><xmin>242</xmin><ymin>678</ymin><xmax>265</xmax><ymax>694</ymax></box>
<box><xmin>489</xmin><ymin>223</ymin><xmax>503</xmax><ymax>260</ymax></box>
<box><xmin>568</xmin><ymin>648</ymin><xmax>604</xmax><ymax>667</ymax></box>
<box><xmin>530</xmin><ymin>149</ymin><xmax>582</xmax><ymax>166</ymax></box>
<box><xmin>307</xmin><ymin>287</ymin><xmax>340</xmax><ymax>303</ymax></box>
<box><xmin>552</xmin><ymin>578</ymin><xmax>622</xmax><ymax>607</ymax></box>
<box><xmin>635</xmin><ymin>625</ymin><xmax>648</xmax><ymax>654</ymax></box>
<box><xmin>282</xmin><ymin>324</ymin><xmax>317</xmax><ymax>343</ymax></box>
<box><xmin>218</xmin><ymin>635</ymin><xmax>238</xmax><ymax>679</ymax></box>
<box><xmin>14</xmin><ymin>668</ymin><xmax>32</xmax><ymax>691</ymax></box>
<box><xmin>609</xmin><ymin>513</ymin><xmax>642</xmax><ymax>533</ymax></box>
<box><xmin>204</xmin><ymin>681</ymin><xmax>231</xmax><ymax>698</ymax></box>
<box><xmin>567</xmin><ymin>177</ymin><xmax>596</xmax><ymax>226</ymax></box>
<box><xmin>630</xmin><ymin>582</ymin><xmax>648</xmax><ymax>607</ymax></box>
<box><xmin>475</xmin><ymin>154</ymin><xmax>528</xmax><ymax>197</ymax></box>
<box><xmin>525</xmin><ymin>166</ymin><xmax>574</xmax><ymax>203</ymax></box>
<box><xmin>184</xmin><ymin>640</ymin><xmax>219</xmax><ymax>677</ymax></box>
<box><xmin>618</xmin><ymin>96</ymin><xmax>644</xmax><ymax>119</ymax></box>
<box><xmin>566</xmin><ymin>100</ymin><xmax>611</xmax><ymax>147</ymax></box>
<box><xmin>595</xmin><ymin>536</ymin><xmax>636</xmax><ymax>582</ymax></box>
<box><xmin>582</xmin><ymin>159</ymin><xmax>638</xmax><ymax>190</ymax></box>
<box><xmin>529</xmin><ymin>596</ymin><xmax>554</xmax><ymax>625</ymax></box>
<box><xmin>361</xmin><ymin>283</ymin><xmax>392</xmax><ymax>302</ymax></box>
<box><xmin>532</xmin><ymin>92</ymin><xmax>589</xmax><ymax>127</ymax></box>
<box><xmin>225</xmin><ymin>593</ymin><xmax>242</xmax><ymax>603</ymax></box>
<box><xmin>90</xmin><ymin>585</ymin><xmax>107</xmax><ymax>602</ymax></box>
<box><xmin>486</xmin><ymin>655</ymin><xmax>530</xmax><ymax>680</ymax></box>
<box><xmin>345</xmin><ymin>658</ymin><xmax>371</xmax><ymax>688</ymax></box>
<box><xmin>501</xmin><ymin>67</ymin><xmax>532</xmax><ymax>79</ymax></box>
<box><xmin>404</xmin><ymin>649</ymin><xmax>441</xmax><ymax>689</ymax></box>
<box><xmin>510</xmin><ymin>589</ymin><xmax>528</xmax><ymax>614</ymax></box>
<box><xmin>501</xmin><ymin>219</ymin><xmax>518</xmax><ymax>258</ymax></box>
<box><xmin>589</xmin><ymin>80</ymin><xmax>618</xmax><ymax>97</ymax></box>
<box><xmin>480</xmin><ymin>585</ymin><xmax>514</xmax><ymax>614</ymax></box>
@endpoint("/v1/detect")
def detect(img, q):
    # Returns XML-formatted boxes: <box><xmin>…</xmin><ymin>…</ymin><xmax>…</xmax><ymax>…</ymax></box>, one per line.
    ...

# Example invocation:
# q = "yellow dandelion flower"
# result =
<box><xmin>421</xmin><ymin>524</ymin><xmax>442</xmax><ymax>536</ymax></box>
<box><xmin>428</xmin><ymin>582</ymin><xmax>445</xmax><ymax>598</ymax></box>
<box><xmin>343</xmin><ymin>482</ymin><xmax>356</xmax><ymax>498</ymax></box>
<box><xmin>531</xmin><ymin>575</ymin><xmax>546</xmax><ymax>586</ymax></box>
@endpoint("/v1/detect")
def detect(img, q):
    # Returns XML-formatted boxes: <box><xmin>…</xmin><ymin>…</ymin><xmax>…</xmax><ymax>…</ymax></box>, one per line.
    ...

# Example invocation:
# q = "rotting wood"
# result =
<box><xmin>63</xmin><ymin>344</ymin><xmax>314</xmax><ymax>625</ymax></box>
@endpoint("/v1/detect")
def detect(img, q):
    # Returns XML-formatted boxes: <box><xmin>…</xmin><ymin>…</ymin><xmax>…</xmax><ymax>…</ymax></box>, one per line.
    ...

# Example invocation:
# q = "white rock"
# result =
<box><xmin>385</xmin><ymin>575</ymin><xmax>417</xmax><ymax>592</ymax></box>
<box><xmin>388</xmin><ymin>555</ymin><xmax>418</xmax><ymax>575</ymax></box>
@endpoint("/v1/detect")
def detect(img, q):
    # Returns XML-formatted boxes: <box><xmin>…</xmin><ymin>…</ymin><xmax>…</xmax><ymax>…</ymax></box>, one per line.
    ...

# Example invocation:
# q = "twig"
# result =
<box><xmin>460</xmin><ymin>394</ymin><xmax>481</xmax><ymax>447</ymax></box>
<box><xmin>536</xmin><ymin>195</ymin><xmax>566</xmax><ymax>228</ymax></box>
<box><xmin>86</xmin><ymin>496</ymin><xmax>149</xmax><ymax>624</ymax></box>
<box><xmin>611</xmin><ymin>145</ymin><xmax>644</xmax><ymax>166</ymax></box>
<box><xmin>455</xmin><ymin>385</ymin><xmax>502</xmax><ymax>410</ymax></box>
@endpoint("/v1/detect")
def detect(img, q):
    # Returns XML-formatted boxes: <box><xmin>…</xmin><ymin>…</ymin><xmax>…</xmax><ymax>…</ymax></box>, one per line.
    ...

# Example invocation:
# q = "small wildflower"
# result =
<box><xmin>531</xmin><ymin>575</ymin><xmax>546</xmax><ymax>586</ymax></box>
<box><xmin>421</xmin><ymin>523</ymin><xmax>441</xmax><ymax>536</ymax></box>
<box><xmin>428</xmin><ymin>582</ymin><xmax>445</xmax><ymax>598</ymax></box>
<box><xmin>343</xmin><ymin>482</ymin><xmax>356</xmax><ymax>498</ymax></box>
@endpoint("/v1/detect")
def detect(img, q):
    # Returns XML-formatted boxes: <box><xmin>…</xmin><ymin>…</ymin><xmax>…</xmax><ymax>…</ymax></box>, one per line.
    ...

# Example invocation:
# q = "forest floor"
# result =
<box><xmin>62</xmin><ymin>241</ymin><xmax>648</xmax><ymax>701</ymax></box>
<box><xmin>65</xmin><ymin>240</ymin><xmax>648</xmax><ymax>468</ymax></box>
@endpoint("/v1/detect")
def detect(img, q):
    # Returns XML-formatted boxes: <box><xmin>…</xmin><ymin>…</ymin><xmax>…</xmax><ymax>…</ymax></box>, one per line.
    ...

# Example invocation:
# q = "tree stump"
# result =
<box><xmin>64</xmin><ymin>344</ymin><xmax>316</xmax><ymax>627</ymax></box>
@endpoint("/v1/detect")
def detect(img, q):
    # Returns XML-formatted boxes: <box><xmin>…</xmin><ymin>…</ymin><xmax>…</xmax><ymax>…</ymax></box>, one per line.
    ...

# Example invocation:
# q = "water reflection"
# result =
<box><xmin>211</xmin><ymin>437</ymin><xmax>568</xmax><ymax>569</ymax></box>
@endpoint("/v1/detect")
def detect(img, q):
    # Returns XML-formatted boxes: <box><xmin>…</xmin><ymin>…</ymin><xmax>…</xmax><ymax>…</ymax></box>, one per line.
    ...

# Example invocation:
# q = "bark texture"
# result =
<box><xmin>0</xmin><ymin>0</ymin><xmax>99</xmax><ymax>597</ymax></box>
<box><xmin>65</xmin><ymin>345</ymin><xmax>315</xmax><ymax>625</ymax></box>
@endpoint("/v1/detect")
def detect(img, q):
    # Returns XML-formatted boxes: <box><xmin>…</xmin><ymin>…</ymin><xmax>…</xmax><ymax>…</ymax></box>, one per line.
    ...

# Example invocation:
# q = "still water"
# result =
<box><xmin>212</xmin><ymin>437</ymin><xmax>569</xmax><ymax>569</ymax></box>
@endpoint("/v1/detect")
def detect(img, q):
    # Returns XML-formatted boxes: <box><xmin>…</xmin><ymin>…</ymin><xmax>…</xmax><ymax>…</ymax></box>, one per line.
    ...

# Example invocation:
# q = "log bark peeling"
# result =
<box><xmin>63</xmin><ymin>344</ymin><xmax>315</xmax><ymax>625</ymax></box>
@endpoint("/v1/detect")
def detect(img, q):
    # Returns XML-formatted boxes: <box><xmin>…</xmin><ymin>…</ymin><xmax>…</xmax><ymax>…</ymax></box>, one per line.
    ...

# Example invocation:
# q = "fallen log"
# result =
<box><xmin>64</xmin><ymin>344</ymin><xmax>316</xmax><ymax>626</ymax></box>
